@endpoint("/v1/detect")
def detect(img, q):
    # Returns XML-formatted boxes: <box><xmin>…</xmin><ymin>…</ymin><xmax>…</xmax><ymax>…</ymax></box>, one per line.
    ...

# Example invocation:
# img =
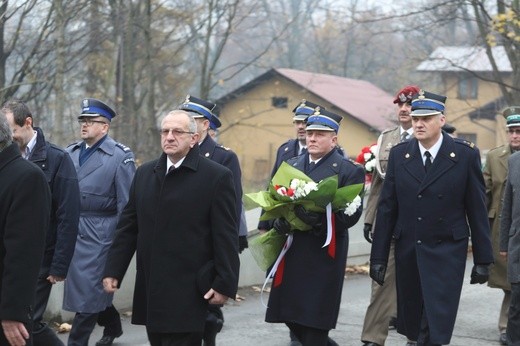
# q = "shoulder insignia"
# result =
<box><xmin>381</xmin><ymin>126</ymin><xmax>399</xmax><ymax>135</ymax></box>
<box><xmin>455</xmin><ymin>138</ymin><xmax>476</xmax><ymax>149</ymax></box>
<box><xmin>115</xmin><ymin>142</ymin><xmax>131</xmax><ymax>152</ymax></box>
<box><xmin>123</xmin><ymin>158</ymin><xmax>135</xmax><ymax>165</ymax></box>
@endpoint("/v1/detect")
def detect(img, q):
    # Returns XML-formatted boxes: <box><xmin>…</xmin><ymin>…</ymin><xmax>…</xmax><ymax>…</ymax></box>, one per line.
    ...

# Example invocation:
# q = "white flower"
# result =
<box><xmin>344</xmin><ymin>195</ymin><xmax>362</xmax><ymax>216</ymax></box>
<box><xmin>369</xmin><ymin>144</ymin><xmax>378</xmax><ymax>155</ymax></box>
<box><xmin>365</xmin><ymin>159</ymin><xmax>376</xmax><ymax>173</ymax></box>
<box><xmin>288</xmin><ymin>179</ymin><xmax>318</xmax><ymax>200</ymax></box>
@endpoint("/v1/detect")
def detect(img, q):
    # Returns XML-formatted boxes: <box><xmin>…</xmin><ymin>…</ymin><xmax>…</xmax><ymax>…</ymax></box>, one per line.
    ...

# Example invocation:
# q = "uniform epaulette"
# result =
<box><xmin>381</xmin><ymin>125</ymin><xmax>399</xmax><ymax>134</ymax></box>
<box><xmin>487</xmin><ymin>144</ymin><xmax>507</xmax><ymax>153</ymax></box>
<box><xmin>349</xmin><ymin>158</ymin><xmax>362</xmax><ymax>167</ymax></box>
<box><xmin>115</xmin><ymin>142</ymin><xmax>131</xmax><ymax>152</ymax></box>
<box><xmin>454</xmin><ymin>138</ymin><xmax>476</xmax><ymax>149</ymax></box>
<box><xmin>218</xmin><ymin>145</ymin><xmax>231</xmax><ymax>151</ymax></box>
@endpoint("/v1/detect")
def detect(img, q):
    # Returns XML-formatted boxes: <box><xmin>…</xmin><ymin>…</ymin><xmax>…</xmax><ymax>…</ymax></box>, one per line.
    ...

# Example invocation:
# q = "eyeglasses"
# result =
<box><xmin>78</xmin><ymin>119</ymin><xmax>108</xmax><ymax>126</ymax></box>
<box><xmin>160</xmin><ymin>128</ymin><xmax>194</xmax><ymax>136</ymax></box>
<box><xmin>508</xmin><ymin>128</ymin><xmax>520</xmax><ymax>135</ymax></box>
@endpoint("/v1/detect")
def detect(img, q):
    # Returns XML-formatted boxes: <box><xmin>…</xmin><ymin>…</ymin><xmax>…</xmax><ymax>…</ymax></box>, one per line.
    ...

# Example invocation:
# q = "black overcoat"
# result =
<box><xmin>0</xmin><ymin>143</ymin><xmax>50</xmax><ymax>324</ymax></box>
<box><xmin>370</xmin><ymin>134</ymin><xmax>493</xmax><ymax>344</ymax></box>
<box><xmin>265</xmin><ymin>149</ymin><xmax>365</xmax><ymax>330</ymax></box>
<box><xmin>104</xmin><ymin>145</ymin><xmax>239</xmax><ymax>333</ymax></box>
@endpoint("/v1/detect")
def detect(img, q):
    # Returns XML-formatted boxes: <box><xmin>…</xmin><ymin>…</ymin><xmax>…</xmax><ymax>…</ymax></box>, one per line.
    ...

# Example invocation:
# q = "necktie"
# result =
<box><xmin>168</xmin><ymin>165</ymin><xmax>175</xmax><ymax>174</ymax></box>
<box><xmin>300</xmin><ymin>147</ymin><xmax>307</xmax><ymax>155</ymax></box>
<box><xmin>424</xmin><ymin>151</ymin><xmax>432</xmax><ymax>172</ymax></box>
<box><xmin>401</xmin><ymin>132</ymin><xmax>409</xmax><ymax>142</ymax></box>
<box><xmin>309</xmin><ymin>161</ymin><xmax>316</xmax><ymax>170</ymax></box>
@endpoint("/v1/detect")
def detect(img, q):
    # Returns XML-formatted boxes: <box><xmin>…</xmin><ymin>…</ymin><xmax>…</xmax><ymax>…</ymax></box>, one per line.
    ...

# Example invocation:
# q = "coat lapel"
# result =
<box><xmin>403</xmin><ymin>140</ymin><xmax>426</xmax><ymax>183</ymax></box>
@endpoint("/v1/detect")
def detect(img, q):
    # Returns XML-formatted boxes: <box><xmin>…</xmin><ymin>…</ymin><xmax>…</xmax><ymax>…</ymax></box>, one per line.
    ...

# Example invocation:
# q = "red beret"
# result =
<box><xmin>393</xmin><ymin>85</ymin><xmax>420</xmax><ymax>104</ymax></box>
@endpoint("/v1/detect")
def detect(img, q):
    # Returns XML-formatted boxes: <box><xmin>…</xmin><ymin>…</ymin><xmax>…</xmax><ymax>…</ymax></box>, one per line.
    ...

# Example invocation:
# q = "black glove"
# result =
<box><xmin>470</xmin><ymin>264</ymin><xmax>489</xmax><ymax>284</ymax></box>
<box><xmin>294</xmin><ymin>205</ymin><xmax>322</xmax><ymax>226</ymax></box>
<box><xmin>238</xmin><ymin>236</ymin><xmax>248</xmax><ymax>254</ymax></box>
<box><xmin>273</xmin><ymin>218</ymin><xmax>291</xmax><ymax>235</ymax></box>
<box><xmin>370</xmin><ymin>263</ymin><xmax>386</xmax><ymax>286</ymax></box>
<box><xmin>363</xmin><ymin>224</ymin><xmax>373</xmax><ymax>243</ymax></box>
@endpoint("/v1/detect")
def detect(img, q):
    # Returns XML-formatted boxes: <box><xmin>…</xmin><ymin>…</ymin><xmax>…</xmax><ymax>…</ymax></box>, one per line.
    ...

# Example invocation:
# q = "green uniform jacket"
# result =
<box><xmin>483</xmin><ymin>144</ymin><xmax>511</xmax><ymax>290</ymax></box>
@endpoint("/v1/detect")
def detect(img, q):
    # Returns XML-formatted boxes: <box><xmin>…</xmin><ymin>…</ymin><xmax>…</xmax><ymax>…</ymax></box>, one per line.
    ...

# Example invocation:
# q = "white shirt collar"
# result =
<box><xmin>418</xmin><ymin>133</ymin><xmax>444</xmax><ymax>163</ymax></box>
<box><xmin>166</xmin><ymin>156</ymin><xmax>186</xmax><ymax>175</ymax></box>
<box><xmin>24</xmin><ymin>131</ymin><xmax>37</xmax><ymax>159</ymax></box>
<box><xmin>400</xmin><ymin>127</ymin><xmax>413</xmax><ymax>137</ymax></box>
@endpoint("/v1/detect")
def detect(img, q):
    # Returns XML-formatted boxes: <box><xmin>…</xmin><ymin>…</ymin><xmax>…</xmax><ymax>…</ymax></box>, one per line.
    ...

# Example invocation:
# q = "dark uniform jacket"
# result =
<box><xmin>370</xmin><ymin>134</ymin><xmax>493</xmax><ymax>344</ymax></box>
<box><xmin>265</xmin><ymin>149</ymin><xmax>365</xmax><ymax>330</ymax></box>
<box><xmin>104</xmin><ymin>145</ymin><xmax>240</xmax><ymax>333</ymax></box>
<box><xmin>30</xmin><ymin>127</ymin><xmax>79</xmax><ymax>278</ymax></box>
<box><xmin>0</xmin><ymin>143</ymin><xmax>50</xmax><ymax>324</ymax></box>
<box><xmin>199</xmin><ymin>135</ymin><xmax>244</xmax><ymax>236</ymax></box>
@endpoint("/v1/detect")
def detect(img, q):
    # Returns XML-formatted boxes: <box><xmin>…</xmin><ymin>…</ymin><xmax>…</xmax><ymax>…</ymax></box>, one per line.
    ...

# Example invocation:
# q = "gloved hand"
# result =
<box><xmin>370</xmin><ymin>263</ymin><xmax>387</xmax><ymax>286</ymax></box>
<box><xmin>294</xmin><ymin>204</ymin><xmax>322</xmax><ymax>226</ymax></box>
<box><xmin>273</xmin><ymin>218</ymin><xmax>291</xmax><ymax>235</ymax></box>
<box><xmin>470</xmin><ymin>264</ymin><xmax>489</xmax><ymax>284</ymax></box>
<box><xmin>363</xmin><ymin>224</ymin><xmax>373</xmax><ymax>243</ymax></box>
<box><xmin>238</xmin><ymin>236</ymin><xmax>248</xmax><ymax>253</ymax></box>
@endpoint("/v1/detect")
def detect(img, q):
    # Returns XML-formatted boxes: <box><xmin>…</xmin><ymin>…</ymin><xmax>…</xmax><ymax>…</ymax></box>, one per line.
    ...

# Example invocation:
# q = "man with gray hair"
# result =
<box><xmin>0</xmin><ymin>113</ymin><xmax>51</xmax><ymax>346</ymax></box>
<box><xmin>103</xmin><ymin>110</ymin><xmax>239</xmax><ymax>346</ymax></box>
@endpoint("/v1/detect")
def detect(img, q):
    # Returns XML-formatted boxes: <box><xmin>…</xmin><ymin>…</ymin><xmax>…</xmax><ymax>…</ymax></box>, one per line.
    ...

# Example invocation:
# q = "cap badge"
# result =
<box><xmin>82</xmin><ymin>99</ymin><xmax>89</xmax><ymax>108</ymax></box>
<box><xmin>398</xmin><ymin>93</ymin><xmax>407</xmax><ymax>103</ymax></box>
<box><xmin>184</xmin><ymin>94</ymin><xmax>190</xmax><ymax>103</ymax></box>
<box><xmin>418</xmin><ymin>90</ymin><xmax>425</xmax><ymax>99</ymax></box>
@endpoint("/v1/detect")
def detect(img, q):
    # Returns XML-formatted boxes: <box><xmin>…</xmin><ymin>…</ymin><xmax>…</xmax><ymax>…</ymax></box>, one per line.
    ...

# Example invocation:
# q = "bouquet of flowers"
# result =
<box><xmin>244</xmin><ymin>161</ymin><xmax>363</xmax><ymax>273</ymax></box>
<box><xmin>356</xmin><ymin>143</ymin><xmax>378</xmax><ymax>184</ymax></box>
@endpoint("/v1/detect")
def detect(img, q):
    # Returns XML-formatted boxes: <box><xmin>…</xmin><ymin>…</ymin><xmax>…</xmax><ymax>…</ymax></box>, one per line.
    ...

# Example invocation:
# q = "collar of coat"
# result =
<box><xmin>154</xmin><ymin>144</ymin><xmax>201</xmax><ymax>176</ymax></box>
<box><xmin>0</xmin><ymin>143</ymin><xmax>23</xmax><ymax>172</ymax></box>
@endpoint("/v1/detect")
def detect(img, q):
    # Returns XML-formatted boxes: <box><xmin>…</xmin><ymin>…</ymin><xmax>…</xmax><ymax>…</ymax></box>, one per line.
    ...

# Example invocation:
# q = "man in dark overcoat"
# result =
<box><xmin>0</xmin><ymin>113</ymin><xmax>50</xmax><ymax>346</ymax></box>
<box><xmin>3</xmin><ymin>99</ymin><xmax>80</xmax><ymax>346</ymax></box>
<box><xmin>103</xmin><ymin>110</ymin><xmax>239</xmax><ymax>346</ymax></box>
<box><xmin>265</xmin><ymin>108</ymin><xmax>365</xmax><ymax>346</ymax></box>
<box><xmin>370</xmin><ymin>90</ymin><xmax>494</xmax><ymax>346</ymax></box>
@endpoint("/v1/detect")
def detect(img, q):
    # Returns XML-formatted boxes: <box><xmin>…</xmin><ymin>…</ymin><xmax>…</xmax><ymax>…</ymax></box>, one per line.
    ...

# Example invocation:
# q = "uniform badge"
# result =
<box><xmin>333</xmin><ymin>163</ymin><xmax>338</xmax><ymax>167</ymax></box>
<box><xmin>205</xmin><ymin>152</ymin><xmax>210</xmax><ymax>157</ymax></box>
<box><xmin>405</xmin><ymin>153</ymin><xmax>410</xmax><ymax>158</ymax></box>
<box><xmin>284</xmin><ymin>147</ymin><xmax>289</xmax><ymax>152</ymax></box>
<box><xmin>450</xmin><ymin>152</ymin><xmax>455</xmax><ymax>157</ymax></box>
<box><xmin>386</xmin><ymin>142</ymin><xmax>393</xmax><ymax>150</ymax></box>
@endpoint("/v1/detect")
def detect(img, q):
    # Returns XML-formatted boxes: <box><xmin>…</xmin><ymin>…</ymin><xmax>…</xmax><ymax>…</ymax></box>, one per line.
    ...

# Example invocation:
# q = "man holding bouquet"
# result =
<box><xmin>265</xmin><ymin>108</ymin><xmax>365</xmax><ymax>346</ymax></box>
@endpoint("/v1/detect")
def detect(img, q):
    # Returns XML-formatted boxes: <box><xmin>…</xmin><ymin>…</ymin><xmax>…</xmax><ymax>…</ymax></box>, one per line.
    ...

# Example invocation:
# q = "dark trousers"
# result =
<box><xmin>147</xmin><ymin>329</ymin><xmax>203</xmax><ymax>346</ymax></box>
<box><xmin>67</xmin><ymin>312</ymin><xmax>98</xmax><ymax>346</ymax></box>
<box><xmin>417</xmin><ymin>305</ymin><xmax>440</xmax><ymax>346</ymax></box>
<box><xmin>286</xmin><ymin>322</ymin><xmax>329</xmax><ymax>346</ymax></box>
<box><xmin>507</xmin><ymin>283</ymin><xmax>520</xmax><ymax>346</ymax></box>
<box><xmin>97</xmin><ymin>304</ymin><xmax>122</xmax><ymax>336</ymax></box>
<box><xmin>32</xmin><ymin>273</ymin><xmax>65</xmax><ymax>346</ymax></box>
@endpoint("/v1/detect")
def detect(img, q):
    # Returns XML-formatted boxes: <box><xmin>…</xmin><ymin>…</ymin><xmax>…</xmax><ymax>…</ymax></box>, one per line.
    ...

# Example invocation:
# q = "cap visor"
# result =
<box><xmin>79</xmin><ymin>113</ymin><xmax>102</xmax><ymax>118</ymax></box>
<box><xmin>293</xmin><ymin>115</ymin><xmax>308</xmax><ymax>121</ymax></box>
<box><xmin>305</xmin><ymin>124</ymin><xmax>335</xmax><ymax>131</ymax></box>
<box><xmin>410</xmin><ymin>109</ymin><xmax>442</xmax><ymax>116</ymax></box>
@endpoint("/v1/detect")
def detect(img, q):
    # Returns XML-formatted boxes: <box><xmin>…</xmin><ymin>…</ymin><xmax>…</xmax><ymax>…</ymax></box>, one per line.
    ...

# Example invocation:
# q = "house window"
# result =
<box><xmin>457</xmin><ymin>74</ymin><xmax>478</xmax><ymax>100</ymax></box>
<box><xmin>457</xmin><ymin>132</ymin><xmax>477</xmax><ymax>145</ymax></box>
<box><xmin>272</xmin><ymin>97</ymin><xmax>288</xmax><ymax>108</ymax></box>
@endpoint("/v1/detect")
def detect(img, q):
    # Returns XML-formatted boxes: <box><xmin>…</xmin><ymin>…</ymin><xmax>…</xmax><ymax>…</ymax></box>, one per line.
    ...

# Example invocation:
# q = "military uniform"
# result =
<box><xmin>484</xmin><ymin>144</ymin><xmax>512</xmax><ymax>337</ymax></box>
<box><xmin>361</xmin><ymin>126</ymin><xmax>403</xmax><ymax>345</ymax></box>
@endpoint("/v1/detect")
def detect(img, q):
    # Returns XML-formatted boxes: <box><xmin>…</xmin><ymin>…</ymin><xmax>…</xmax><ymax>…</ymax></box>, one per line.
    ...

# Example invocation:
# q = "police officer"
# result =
<box><xmin>3</xmin><ymin>99</ymin><xmax>80</xmax><ymax>346</ymax></box>
<box><xmin>64</xmin><ymin>98</ymin><xmax>136</xmax><ymax>346</ymax></box>
<box><xmin>178</xmin><ymin>95</ymin><xmax>245</xmax><ymax>346</ymax></box>
<box><xmin>266</xmin><ymin>108</ymin><xmax>365</xmax><ymax>346</ymax></box>
<box><xmin>361</xmin><ymin>85</ymin><xmax>419</xmax><ymax>346</ymax></box>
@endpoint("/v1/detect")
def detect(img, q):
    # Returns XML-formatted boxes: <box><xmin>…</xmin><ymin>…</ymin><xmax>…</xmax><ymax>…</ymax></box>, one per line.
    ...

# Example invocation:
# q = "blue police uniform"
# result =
<box><xmin>64</xmin><ymin>99</ymin><xmax>136</xmax><ymax>346</ymax></box>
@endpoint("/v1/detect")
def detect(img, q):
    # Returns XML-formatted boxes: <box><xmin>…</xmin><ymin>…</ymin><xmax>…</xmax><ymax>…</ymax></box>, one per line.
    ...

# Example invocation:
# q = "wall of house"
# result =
<box><xmin>441</xmin><ymin>74</ymin><xmax>510</xmax><ymax>152</ymax></box>
<box><xmin>217</xmin><ymin>77</ymin><xmax>379</xmax><ymax>191</ymax></box>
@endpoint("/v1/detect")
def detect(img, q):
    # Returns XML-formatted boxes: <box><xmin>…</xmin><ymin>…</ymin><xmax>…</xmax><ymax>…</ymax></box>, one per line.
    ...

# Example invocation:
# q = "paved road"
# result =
<box><xmin>56</xmin><ymin>254</ymin><xmax>506</xmax><ymax>345</ymax></box>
